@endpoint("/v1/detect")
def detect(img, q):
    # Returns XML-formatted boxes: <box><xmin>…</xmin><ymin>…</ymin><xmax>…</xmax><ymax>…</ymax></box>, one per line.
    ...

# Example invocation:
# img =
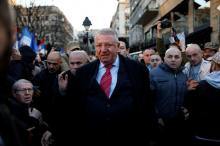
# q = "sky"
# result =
<box><xmin>17</xmin><ymin>0</ymin><xmax>118</xmax><ymax>31</ymax></box>
<box><xmin>195</xmin><ymin>0</ymin><xmax>210</xmax><ymax>8</ymax></box>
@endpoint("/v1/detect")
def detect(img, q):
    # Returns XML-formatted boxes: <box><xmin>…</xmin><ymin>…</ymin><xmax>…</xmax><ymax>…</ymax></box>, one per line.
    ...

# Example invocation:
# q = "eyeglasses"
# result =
<box><xmin>16</xmin><ymin>88</ymin><xmax>34</xmax><ymax>93</ymax></box>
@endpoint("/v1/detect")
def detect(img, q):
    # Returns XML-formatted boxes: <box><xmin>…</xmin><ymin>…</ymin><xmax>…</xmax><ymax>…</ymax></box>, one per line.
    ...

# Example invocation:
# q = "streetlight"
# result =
<box><xmin>82</xmin><ymin>17</ymin><xmax>92</xmax><ymax>54</ymax></box>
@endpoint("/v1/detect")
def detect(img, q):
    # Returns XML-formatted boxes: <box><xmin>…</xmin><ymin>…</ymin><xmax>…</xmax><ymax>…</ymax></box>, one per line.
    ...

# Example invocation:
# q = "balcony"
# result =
<box><xmin>130</xmin><ymin>0</ymin><xmax>159</xmax><ymax>27</ymax></box>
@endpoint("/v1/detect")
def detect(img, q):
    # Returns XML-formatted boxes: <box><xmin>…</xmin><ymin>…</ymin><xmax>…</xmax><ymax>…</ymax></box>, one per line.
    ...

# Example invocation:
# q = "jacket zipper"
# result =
<box><xmin>174</xmin><ymin>73</ymin><xmax>178</xmax><ymax>113</ymax></box>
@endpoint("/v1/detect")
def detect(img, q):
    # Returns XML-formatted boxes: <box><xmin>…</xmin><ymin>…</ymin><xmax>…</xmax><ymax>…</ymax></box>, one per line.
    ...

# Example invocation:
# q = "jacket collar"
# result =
<box><xmin>159</xmin><ymin>63</ymin><xmax>184</xmax><ymax>74</ymax></box>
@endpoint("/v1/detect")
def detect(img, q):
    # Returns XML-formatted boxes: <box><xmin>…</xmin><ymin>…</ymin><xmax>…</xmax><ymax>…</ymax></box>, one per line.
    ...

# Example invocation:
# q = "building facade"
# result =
<box><xmin>110</xmin><ymin>0</ymin><xmax>130</xmax><ymax>40</ymax></box>
<box><xmin>15</xmin><ymin>5</ymin><xmax>74</xmax><ymax>49</ymax></box>
<box><xmin>129</xmin><ymin>0</ymin><xmax>220</xmax><ymax>51</ymax></box>
<box><xmin>8</xmin><ymin>0</ymin><xmax>16</xmax><ymax>5</ymax></box>
<box><xmin>129</xmin><ymin>0</ymin><xmax>159</xmax><ymax>51</ymax></box>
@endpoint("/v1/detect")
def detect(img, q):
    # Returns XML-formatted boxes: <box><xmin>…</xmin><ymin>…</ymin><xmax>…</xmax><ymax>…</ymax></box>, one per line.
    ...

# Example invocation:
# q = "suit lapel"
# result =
<box><xmin>89</xmin><ymin>60</ymin><xmax>109</xmax><ymax>99</ymax></box>
<box><xmin>111</xmin><ymin>56</ymin><xmax>126</xmax><ymax>98</ymax></box>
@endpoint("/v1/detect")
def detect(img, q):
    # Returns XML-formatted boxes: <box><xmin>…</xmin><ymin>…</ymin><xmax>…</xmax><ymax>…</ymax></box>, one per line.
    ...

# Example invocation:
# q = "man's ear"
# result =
<box><xmin>12</xmin><ymin>90</ymin><xmax>17</xmax><ymax>98</ymax></box>
<box><xmin>117</xmin><ymin>42</ymin><xmax>120</xmax><ymax>48</ymax></box>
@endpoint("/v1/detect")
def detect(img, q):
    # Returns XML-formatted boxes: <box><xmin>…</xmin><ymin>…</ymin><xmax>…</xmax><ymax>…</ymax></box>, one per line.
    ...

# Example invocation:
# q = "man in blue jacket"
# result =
<box><xmin>150</xmin><ymin>46</ymin><xmax>188</xmax><ymax>146</ymax></box>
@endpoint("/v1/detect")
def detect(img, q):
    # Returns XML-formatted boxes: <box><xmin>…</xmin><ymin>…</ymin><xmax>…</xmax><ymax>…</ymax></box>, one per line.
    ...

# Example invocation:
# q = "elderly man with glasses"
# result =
<box><xmin>10</xmin><ymin>79</ymin><xmax>52</xmax><ymax>146</ymax></box>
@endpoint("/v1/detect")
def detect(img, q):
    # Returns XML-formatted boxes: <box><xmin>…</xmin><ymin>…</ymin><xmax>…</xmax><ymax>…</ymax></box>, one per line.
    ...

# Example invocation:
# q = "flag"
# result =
<box><xmin>13</xmin><ymin>38</ymin><xmax>19</xmax><ymax>50</ymax></box>
<box><xmin>38</xmin><ymin>37</ymin><xmax>46</xmax><ymax>51</ymax></box>
<box><xmin>31</xmin><ymin>33</ymin><xmax>38</xmax><ymax>53</ymax></box>
<box><xmin>19</xmin><ymin>26</ymin><xmax>32</xmax><ymax>47</ymax></box>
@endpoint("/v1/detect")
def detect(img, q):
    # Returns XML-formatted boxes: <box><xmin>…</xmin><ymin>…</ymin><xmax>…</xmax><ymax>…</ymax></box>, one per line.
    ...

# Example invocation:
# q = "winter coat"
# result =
<box><xmin>185</xmin><ymin>71</ymin><xmax>220</xmax><ymax>144</ymax></box>
<box><xmin>150</xmin><ymin>64</ymin><xmax>187</xmax><ymax>120</ymax></box>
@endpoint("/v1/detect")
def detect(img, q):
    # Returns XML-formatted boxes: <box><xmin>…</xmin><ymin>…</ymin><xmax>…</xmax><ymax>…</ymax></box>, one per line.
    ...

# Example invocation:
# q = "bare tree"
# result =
<box><xmin>13</xmin><ymin>0</ymin><xmax>49</xmax><ymax>40</ymax></box>
<box><xmin>12</xmin><ymin>0</ymin><xmax>73</xmax><ymax>49</ymax></box>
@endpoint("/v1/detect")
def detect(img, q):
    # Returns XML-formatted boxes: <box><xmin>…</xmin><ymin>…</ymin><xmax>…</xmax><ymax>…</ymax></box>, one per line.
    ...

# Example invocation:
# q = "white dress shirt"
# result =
<box><xmin>96</xmin><ymin>55</ymin><xmax>119</xmax><ymax>97</ymax></box>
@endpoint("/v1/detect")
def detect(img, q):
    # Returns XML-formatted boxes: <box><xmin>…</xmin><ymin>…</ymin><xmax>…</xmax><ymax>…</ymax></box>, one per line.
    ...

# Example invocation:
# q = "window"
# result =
<box><xmin>194</xmin><ymin>0</ymin><xmax>210</xmax><ymax>30</ymax></box>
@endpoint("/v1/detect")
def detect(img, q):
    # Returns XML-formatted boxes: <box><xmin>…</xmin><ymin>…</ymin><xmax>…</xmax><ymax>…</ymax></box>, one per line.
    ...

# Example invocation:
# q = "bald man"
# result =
<box><xmin>58</xmin><ymin>50</ymin><xmax>90</xmax><ymax>93</ymax></box>
<box><xmin>69</xmin><ymin>50</ymin><xmax>90</xmax><ymax>74</ymax></box>
<box><xmin>46</xmin><ymin>51</ymin><xmax>62</xmax><ymax>73</ymax></box>
<box><xmin>183</xmin><ymin>44</ymin><xmax>211</xmax><ymax>81</ymax></box>
<box><xmin>32</xmin><ymin>51</ymin><xmax>63</xmax><ymax>144</ymax></box>
<box><xmin>150</xmin><ymin>46</ymin><xmax>188</xmax><ymax>146</ymax></box>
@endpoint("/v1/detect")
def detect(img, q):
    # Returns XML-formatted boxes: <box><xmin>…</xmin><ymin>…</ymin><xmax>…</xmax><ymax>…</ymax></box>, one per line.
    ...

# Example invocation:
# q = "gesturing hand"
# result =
<box><xmin>41</xmin><ymin>131</ymin><xmax>53</xmax><ymax>146</ymax></box>
<box><xmin>187</xmin><ymin>79</ymin><xmax>199</xmax><ymax>91</ymax></box>
<box><xmin>29</xmin><ymin>107</ymin><xmax>43</xmax><ymax>123</ymax></box>
<box><xmin>58</xmin><ymin>71</ymin><xmax>68</xmax><ymax>94</ymax></box>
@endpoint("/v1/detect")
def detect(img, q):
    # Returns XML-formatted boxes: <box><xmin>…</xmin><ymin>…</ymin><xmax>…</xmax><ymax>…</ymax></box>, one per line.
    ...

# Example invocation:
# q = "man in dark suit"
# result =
<box><xmin>67</xmin><ymin>28</ymin><xmax>157</xmax><ymax>145</ymax></box>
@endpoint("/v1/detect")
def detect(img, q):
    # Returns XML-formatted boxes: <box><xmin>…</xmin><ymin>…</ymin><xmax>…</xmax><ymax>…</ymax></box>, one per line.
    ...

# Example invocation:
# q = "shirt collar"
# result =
<box><xmin>99</xmin><ymin>55</ymin><xmax>119</xmax><ymax>69</ymax></box>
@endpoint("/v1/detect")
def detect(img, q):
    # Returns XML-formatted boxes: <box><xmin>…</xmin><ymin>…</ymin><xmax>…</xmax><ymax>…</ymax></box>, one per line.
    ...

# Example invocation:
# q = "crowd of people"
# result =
<box><xmin>1</xmin><ymin>0</ymin><xmax>220</xmax><ymax>146</ymax></box>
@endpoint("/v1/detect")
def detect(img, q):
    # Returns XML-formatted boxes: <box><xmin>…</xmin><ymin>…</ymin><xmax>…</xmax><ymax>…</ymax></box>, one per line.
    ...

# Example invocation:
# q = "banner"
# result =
<box><xmin>31</xmin><ymin>33</ymin><xmax>38</xmax><ymax>53</ymax></box>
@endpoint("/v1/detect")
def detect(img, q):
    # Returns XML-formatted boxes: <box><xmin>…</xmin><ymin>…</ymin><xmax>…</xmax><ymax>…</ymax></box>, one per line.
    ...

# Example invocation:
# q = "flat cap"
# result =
<box><xmin>204</xmin><ymin>42</ymin><xmax>219</xmax><ymax>50</ymax></box>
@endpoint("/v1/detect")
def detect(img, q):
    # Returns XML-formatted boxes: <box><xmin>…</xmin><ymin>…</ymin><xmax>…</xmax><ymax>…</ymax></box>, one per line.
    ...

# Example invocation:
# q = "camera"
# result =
<box><xmin>161</xmin><ymin>19</ymin><xmax>172</xmax><ymax>29</ymax></box>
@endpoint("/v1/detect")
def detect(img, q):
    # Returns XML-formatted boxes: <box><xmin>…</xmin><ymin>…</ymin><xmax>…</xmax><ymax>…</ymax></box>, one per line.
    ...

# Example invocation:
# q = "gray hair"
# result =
<box><xmin>95</xmin><ymin>28</ymin><xmax>119</xmax><ymax>43</ymax></box>
<box><xmin>12</xmin><ymin>79</ymin><xmax>33</xmax><ymax>92</ymax></box>
<box><xmin>186</xmin><ymin>44</ymin><xmax>202</xmax><ymax>52</ymax></box>
<box><xmin>69</xmin><ymin>50</ymin><xmax>90</xmax><ymax>63</ymax></box>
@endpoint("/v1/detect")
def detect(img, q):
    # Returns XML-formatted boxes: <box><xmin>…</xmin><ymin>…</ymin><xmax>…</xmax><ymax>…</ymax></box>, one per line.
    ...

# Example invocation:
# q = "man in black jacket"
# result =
<box><xmin>185</xmin><ymin>52</ymin><xmax>220</xmax><ymax>146</ymax></box>
<box><xmin>68</xmin><ymin>28</ymin><xmax>157</xmax><ymax>145</ymax></box>
<box><xmin>32</xmin><ymin>51</ymin><xmax>62</xmax><ymax>145</ymax></box>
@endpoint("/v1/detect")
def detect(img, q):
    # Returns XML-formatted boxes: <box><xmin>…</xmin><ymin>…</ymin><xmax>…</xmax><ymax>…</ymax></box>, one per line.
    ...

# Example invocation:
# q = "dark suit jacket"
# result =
<box><xmin>185</xmin><ymin>80</ymin><xmax>220</xmax><ymax>142</ymax></box>
<box><xmin>67</xmin><ymin>55</ymin><xmax>157</xmax><ymax>145</ymax></box>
